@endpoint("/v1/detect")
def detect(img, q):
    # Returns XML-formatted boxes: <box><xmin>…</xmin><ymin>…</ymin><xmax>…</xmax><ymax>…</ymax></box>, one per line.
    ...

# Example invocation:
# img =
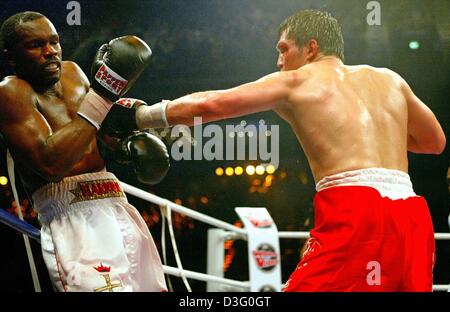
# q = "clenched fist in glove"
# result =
<box><xmin>78</xmin><ymin>36</ymin><xmax>152</xmax><ymax>130</ymax></box>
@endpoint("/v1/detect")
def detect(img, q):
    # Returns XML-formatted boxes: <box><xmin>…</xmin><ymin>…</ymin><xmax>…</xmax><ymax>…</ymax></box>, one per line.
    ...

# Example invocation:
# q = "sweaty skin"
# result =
<box><xmin>160</xmin><ymin>30</ymin><xmax>445</xmax><ymax>183</ymax></box>
<box><xmin>0</xmin><ymin>17</ymin><xmax>104</xmax><ymax>193</ymax></box>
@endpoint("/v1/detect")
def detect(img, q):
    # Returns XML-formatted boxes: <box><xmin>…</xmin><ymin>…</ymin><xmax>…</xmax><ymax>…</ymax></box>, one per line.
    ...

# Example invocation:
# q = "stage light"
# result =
<box><xmin>255</xmin><ymin>165</ymin><xmax>265</xmax><ymax>175</ymax></box>
<box><xmin>234</xmin><ymin>166</ymin><xmax>244</xmax><ymax>175</ymax></box>
<box><xmin>266</xmin><ymin>164</ymin><xmax>276</xmax><ymax>174</ymax></box>
<box><xmin>200</xmin><ymin>196</ymin><xmax>209</xmax><ymax>205</ymax></box>
<box><xmin>264</xmin><ymin>175</ymin><xmax>274</xmax><ymax>187</ymax></box>
<box><xmin>225</xmin><ymin>167</ymin><xmax>234</xmax><ymax>176</ymax></box>
<box><xmin>252</xmin><ymin>179</ymin><xmax>261</xmax><ymax>186</ymax></box>
<box><xmin>246</xmin><ymin>165</ymin><xmax>255</xmax><ymax>175</ymax></box>
<box><xmin>409</xmin><ymin>41</ymin><xmax>420</xmax><ymax>50</ymax></box>
<box><xmin>215</xmin><ymin>167</ymin><xmax>224</xmax><ymax>176</ymax></box>
<box><xmin>0</xmin><ymin>176</ymin><xmax>8</xmax><ymax>185</ymax></box>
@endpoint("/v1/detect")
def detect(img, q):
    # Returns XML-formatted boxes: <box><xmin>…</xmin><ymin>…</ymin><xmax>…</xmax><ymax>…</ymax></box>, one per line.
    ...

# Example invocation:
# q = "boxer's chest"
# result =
<box><xmin>35</xmin><ymin>79</ymin><xmax>86</xmax><ymax>131</ymax></box>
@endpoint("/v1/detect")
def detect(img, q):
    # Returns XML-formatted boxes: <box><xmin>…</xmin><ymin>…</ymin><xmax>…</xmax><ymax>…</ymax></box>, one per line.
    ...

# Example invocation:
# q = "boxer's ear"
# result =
<box><xmin>305</xmin><ymin>38</ymin><xmax>319</xmax><ymax>62</ymax></box>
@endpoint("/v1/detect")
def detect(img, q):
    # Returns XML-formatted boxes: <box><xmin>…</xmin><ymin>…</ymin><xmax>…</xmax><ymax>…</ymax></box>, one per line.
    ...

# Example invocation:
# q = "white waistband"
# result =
<box><xmin>316</xmin><ymin>168</ymin><xmax>416</xmax><ymax>200</ymax></box>
<box><xmin>32</xmin><ymin>171</ymin><xmax>126</xmax><ymax>224</ymax></box>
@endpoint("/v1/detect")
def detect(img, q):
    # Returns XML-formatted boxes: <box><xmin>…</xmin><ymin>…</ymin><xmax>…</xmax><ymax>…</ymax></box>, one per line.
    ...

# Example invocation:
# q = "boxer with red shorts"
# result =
<box><xmin>129</xmin><ymin>10</ymin><xmax>446</xmax><ymax>291</ymax></box>
<box><xmin>283</xmin><ymin>168</ymin><xmax>435</xmax><ymax>291</ymax></box>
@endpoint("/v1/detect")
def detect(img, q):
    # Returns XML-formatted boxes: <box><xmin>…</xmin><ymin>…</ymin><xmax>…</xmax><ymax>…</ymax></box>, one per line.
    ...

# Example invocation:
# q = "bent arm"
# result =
<box><xmin>164</xmin><ymin>71</ymin><xmax>296</xmax><ymax>127</ymax></box>
<box><xmin>402</xmin><ymin>80</ymin><xmax>446</xmax><ymax>154</ymax></box>
<box><xmin>0</xmin><ymin>80</ymin><xmax>97</xmax><ymax>182</ymax></box>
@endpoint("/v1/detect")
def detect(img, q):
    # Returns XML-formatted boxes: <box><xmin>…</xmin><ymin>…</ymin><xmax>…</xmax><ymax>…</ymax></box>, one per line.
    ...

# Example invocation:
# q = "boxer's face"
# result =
<box><xmin>276</xmin><ymin>30</ymin><xmax>308</xmax><ymax>71</ymax></box>
<box><xmin>9</xmin><ymin>17</ymin><xmax>62</xmax><ymax>87</ymax></box>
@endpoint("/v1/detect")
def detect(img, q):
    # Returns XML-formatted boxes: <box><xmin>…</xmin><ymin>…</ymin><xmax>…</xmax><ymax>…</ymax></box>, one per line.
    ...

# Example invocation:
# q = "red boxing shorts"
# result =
<box><xmin>283</xmin><ymin>168</ymin><xmax>435</xmax><ymax>292</ymax></box>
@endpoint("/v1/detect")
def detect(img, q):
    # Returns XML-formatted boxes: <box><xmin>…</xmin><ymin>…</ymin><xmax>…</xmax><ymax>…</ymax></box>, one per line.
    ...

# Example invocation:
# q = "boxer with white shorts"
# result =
<box><xmin>0</xmin><ymin>12</ymin><xmax>167</xmax><ymax>291</ymax></box>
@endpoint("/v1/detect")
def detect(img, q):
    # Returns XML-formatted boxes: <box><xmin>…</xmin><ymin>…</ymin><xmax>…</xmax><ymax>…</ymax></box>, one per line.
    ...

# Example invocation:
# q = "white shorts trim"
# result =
<box><xmin>316</xmin><ymin>168</ymin><xmax>416</xmax><ymax>200</ymax></box>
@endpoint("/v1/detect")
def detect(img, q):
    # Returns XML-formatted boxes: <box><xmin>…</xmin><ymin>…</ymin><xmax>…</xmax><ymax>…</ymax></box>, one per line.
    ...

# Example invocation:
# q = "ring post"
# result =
<box><xmin>235</xmin><ymin>207</ymin><xmax>282</xmax><ymax>292</ymax></box>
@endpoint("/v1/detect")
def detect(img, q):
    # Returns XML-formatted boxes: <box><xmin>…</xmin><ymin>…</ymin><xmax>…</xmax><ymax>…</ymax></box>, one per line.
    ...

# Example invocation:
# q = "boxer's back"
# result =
<box><xmin>280</xmin><ymin>62</ymin><xmax>409</xmax><ymax>182</ymax></box>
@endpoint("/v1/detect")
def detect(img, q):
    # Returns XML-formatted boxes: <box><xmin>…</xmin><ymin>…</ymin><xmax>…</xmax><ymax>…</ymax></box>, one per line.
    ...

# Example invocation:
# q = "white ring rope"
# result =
<box><xmin>162</xmin><ymin>265</ymin><xmax>250</xmax><ymax>289</ymax></box>
<box><xmin>160</xmin><ymin>205</ymin><xmax>174</xmax><ymax>291</ymax></box>
<box><xmin>121</xmin><ymin>182</ymin><xmax>247</xmax><ymax>237</ymax></box>
<box><xmin>433</xmin><ymin>285</ymin><xmax>450</xmax><ymax>291</ymax></box>
<box><xmin>7</xmin><ymin>150</ymin><xmax>41</xmax><ymax>292</ymax></box>
<box><xmin>277</xmin><ymin>231</ymin><xmax>450</xmax><ymax>240</ymax></box>
<box><xmin>164</xmin><ymin>204</ymin><xmax>192</xmax><ymax>292</ymax></box>
<box><xmin>434</xmin><ymin>233</ymin><xmax>450</xmax><ymax>240</ymax></box>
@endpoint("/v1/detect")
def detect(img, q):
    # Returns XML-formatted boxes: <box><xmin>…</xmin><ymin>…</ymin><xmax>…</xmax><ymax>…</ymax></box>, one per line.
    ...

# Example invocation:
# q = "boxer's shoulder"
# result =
<box><xmin>0</xmin><ymin>75</ymin><xmax>34</xmax><ymax>92</ymax></box>
<box><xmin>275</xmin><ymin>66</ymin><xmax>314</xmax><ymax>88</ymax></box>
<box><xmin>0</xmin><ymin>77</ymin><xmax>38</xmax><ymax>127</ymax></box>
<box><xmin>0</xmin><ymin>75</ymin><xmax>36</xmax><ymax>105</ymax></box>
<box><xmin>61</xmin><ymin>60</ymin><xmax>81</xmax><ymax>74</ymax></box>
<box><xmin>60</xmin><ymin>61</ymin><xmax>89</xmax><ymax>90</ymax></box>
<box><xmin>346</xmin><ymin>64</ymin><xmax>401</xmax><ymax>80</ymax></box>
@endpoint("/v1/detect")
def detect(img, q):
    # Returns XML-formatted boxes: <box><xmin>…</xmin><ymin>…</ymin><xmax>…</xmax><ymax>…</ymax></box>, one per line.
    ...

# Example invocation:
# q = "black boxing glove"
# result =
<box><xmin>91</xmin><ymin>36</ymin><xmax>152</xmax><ymax>101</ymax></box>
<box><xmin>108</xmin><ymin>132</ymin><xmax>170</xmax><ymax>185</ymax></box>
<box><xmin>101</xmin><ymin>98</ymin><xmax>148</xmax><ymax>137</ymax></box>
<box><xmin>96</xmin><ymin>129</ymin><xmax>122</xmax><ymax>163</ymax></box>
<box><xmin>77</xmin><ymin>36</ymin><xmax>152</xmax><ymax>130</ymax></box>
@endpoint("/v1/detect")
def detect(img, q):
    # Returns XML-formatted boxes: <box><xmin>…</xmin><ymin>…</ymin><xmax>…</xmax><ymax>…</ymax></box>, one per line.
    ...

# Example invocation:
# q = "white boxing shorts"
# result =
<box><xmin>32</xmin><ymin>171</ymin><xmax>167</xmax><ymax>292</ymax></box>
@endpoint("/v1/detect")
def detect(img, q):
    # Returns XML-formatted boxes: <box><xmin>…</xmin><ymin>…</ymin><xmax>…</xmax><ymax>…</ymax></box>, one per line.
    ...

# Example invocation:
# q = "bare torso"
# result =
<box><xmin>149</xmin><ymin>55</ymin><xmax>444</xmax><ymax>183</ymax></box>
<box><xmin>275</xmin><ymin>61</ymin><xmax>408</xmax><ymax>183</ymax></box>
<box><xmin>0</xmin><ymin>61</ymin><xmax>104</xmax><ymax>193</ymax></box>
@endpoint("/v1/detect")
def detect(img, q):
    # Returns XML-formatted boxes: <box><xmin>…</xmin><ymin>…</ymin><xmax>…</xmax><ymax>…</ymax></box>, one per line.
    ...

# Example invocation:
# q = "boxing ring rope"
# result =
<box><xmin>121</xmin><ymin>182</ymin><xmax>247</xmax><ymax>237</ymax></box>
<box><xmin>277</xmin><ymin>231</ymin><xmax>450</xmax><ymax>240</ymax></box>
<box><xmin>162</xmin><ymin>265</ymin><xmax>250</xmax><ymax>289</ymax></box>
<box><xmin>0</xmin><ymin>181</ymin><xmax>449</xmax><ymax>291</ymax></box>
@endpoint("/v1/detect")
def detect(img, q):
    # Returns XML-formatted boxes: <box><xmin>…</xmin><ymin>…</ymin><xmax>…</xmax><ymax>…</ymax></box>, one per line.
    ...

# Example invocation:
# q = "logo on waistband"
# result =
<box><xmin>93</xmin><ymin>263</ymin><xmax>123</xmax><ymax>292</ymax></box>
<box><xmin>69</xmin><ymin>179</ymin><xmax>124</xmax><ymax>204</ymax></box>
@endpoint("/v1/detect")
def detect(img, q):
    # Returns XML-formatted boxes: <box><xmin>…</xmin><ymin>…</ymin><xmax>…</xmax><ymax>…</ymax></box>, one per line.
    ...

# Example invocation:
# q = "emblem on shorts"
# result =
<box><xmin>302</xmin><ymin>237</ymin><xmax>321</xmax><ymax>259</ymax></box>
<box><xmin>69</xmin><ymin>179</ymin><xmax>124</xmax><ymax>203</ymax></box>
<box><xmin>252</xmin><ymin>243</ymin><xmax>278</xmax><ymax>271</ymax></box>
<box><xmin>93</xmin><ymin>263</ymin><xmax>123</xmax><ymax>292</ymax></box>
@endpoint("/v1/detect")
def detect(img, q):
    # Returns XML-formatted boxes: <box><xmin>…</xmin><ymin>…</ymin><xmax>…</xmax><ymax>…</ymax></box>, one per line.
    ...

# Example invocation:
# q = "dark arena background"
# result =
<box><xmin>0</xmin><ymin>0</ymin><xmax>449</xmax><ymax>292</ymax></box>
